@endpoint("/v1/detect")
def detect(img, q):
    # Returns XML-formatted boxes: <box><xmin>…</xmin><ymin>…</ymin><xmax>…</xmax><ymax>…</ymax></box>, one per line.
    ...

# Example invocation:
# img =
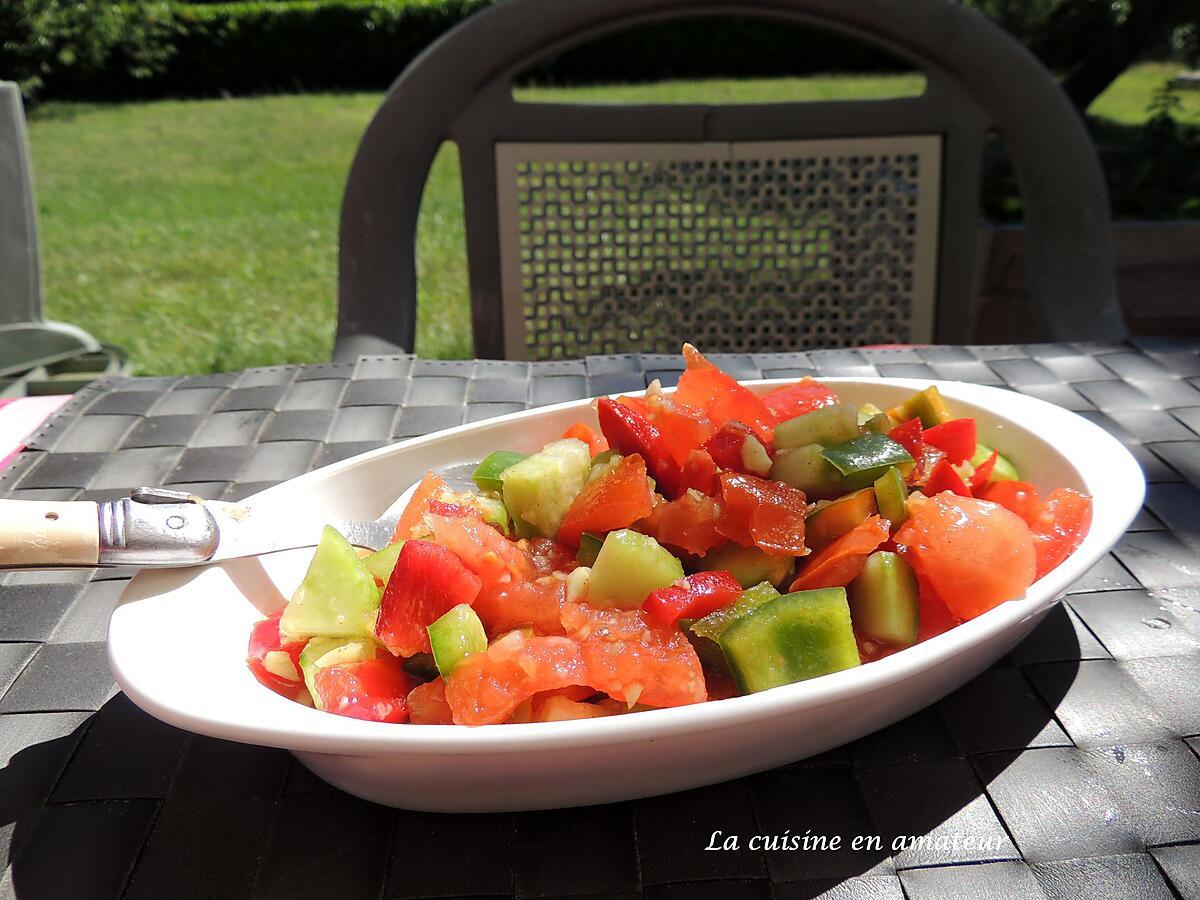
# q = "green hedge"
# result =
<box><xmin>39</xmin><ymin>0</ymin><xmax>904</xmax><ymax>99</ymax></box>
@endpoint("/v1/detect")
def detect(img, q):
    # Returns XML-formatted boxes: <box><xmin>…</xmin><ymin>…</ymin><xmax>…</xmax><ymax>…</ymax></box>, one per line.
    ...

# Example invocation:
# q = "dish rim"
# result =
<box><xmin>109</xmin><ymin>375</ymin><xmax>1145</xmax><ymax>756</ymax></box>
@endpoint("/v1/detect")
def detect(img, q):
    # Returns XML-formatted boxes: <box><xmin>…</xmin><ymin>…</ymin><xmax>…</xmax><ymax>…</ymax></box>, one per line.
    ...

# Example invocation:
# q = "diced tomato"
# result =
<box><xmin>762</xmin><ymin>379</ymin><xmax>839</xmax><ymax>422</ymax></box>
<box><xmin>557</xmin><ymin>454</ymin><xmax>654</xmax><ymax>548</ymax></box>
<box><xmin>915</xmin><ymin>573</ymin><xmax>962</xmax><ymax>641</ymax></box>
<box><xmin>246</xmin><ymin>611</ymin><xmax>307</xmax><ymax>699</ymax></box>
<box><xmin>643</xmin><ymin>571</ymin><xmax>744</xmax><ymax>625</ymax></box>
<box><xmin>526</xmin><ymin>537</ymin><xmax>578</xmax><ymax>577</ymax></box>
<box><xmin>680</xmin><ymin>448</ymin><xmax>721</xmax><ymax>496</ymax></box>
<box><xmin>976</xmin><ymin>480</ymin><xmax>1043</xmax><ymax>524</ymax></box>
<box><xmin>887</xmin><ymin>418</ymin><xmax>923</xmax><ymax>458</ymax></box>
<box><xmin>717</xmin><ymin>471</ymin><xmax>808</xmax><ymax>556</ymax></box>
<box><xmin>653</xmin><ymin>489</ymin><xmax>726</xmax><ymax>556</ymax></box>
<box><xmin>561</xmin><ymin>422</ymin><xmax>609</xmax><ymax>457</ymax></box>
<box><xmin>922</xmin><ymin>418</ymin><xmax>976</xmax><ymax>465</ymax></box>
<box><xmin>444</xmin><ymin>632</ymin><xmax>589</xmax><ymax>726</ymax></box>
<box><xmin>672</xmin><ymin>344</ymin><xmax>776</xmax><ymax>450</ymax></box>
<box><xmin>970</xmin><ymin>450</ymin><xmax>999</xmax><ymax>491</ymax></box>
<box><xmin>925</xmin><ymin>459</ymin><xmax>973</xmax><ymax>497</ymax></box>
<box><xmin>472</xmin><ymin>576</ymin><xmax>567</xmax><ymax>636</ymax></box>
<box><xmin>561</xmin><ymin>603</ymin><xmax>706</xmax><ymax>708</ymax></box>
<box><xmin>407</xmin><ymin>677</ymin><xmax>455</xmax><ymax>725</ymax></box>
<box><xmin>376</xmin><ymin>540</ymin><xmax>483</xmax><ymax>657</ymax></box>
<box><xmin>790</xmin><ymin>515</ymin><xmax>890</xmax><ymax>591</ymax></box>
<box><xmin>645</xmin><ymin>395</ymin><xmax>715</xmax><ymax>468</ymax></box>
<box><xmin>1028</xmin><ymin>488</ymin><xmax>1093</xmax><ymax>578</ymax></box>
<box><xmin>391</xmin><ymin>471</ymin><xmax>450</xmax><ymax>541</ymax></box>
<box><xmin>426</xmin><ymin>499</ymin><xmax>475</xmax><ymax>518</ymax></box>
<box><xmin>703</xmin><ymin>421</ymin><xmax>771</xmax><ymax>477</ymax></box>
<box><xmin>313</xmin><ymin>656</ymin><xmax>412</xmax><ymax>723</ymax></box>
<box><xmin>894</xmin><ymin>493</ymin><xmax>1035</xmax><ymax>620</ymax></box>
<box><xmin>426</xmin><ymin>513</ymin><xmax>534</xmax><ymax>594</ymax></box>
<box><xmin>597</xmin><ymin>397</ymin><xmax>685</xmax><ymax>498</ymax></box>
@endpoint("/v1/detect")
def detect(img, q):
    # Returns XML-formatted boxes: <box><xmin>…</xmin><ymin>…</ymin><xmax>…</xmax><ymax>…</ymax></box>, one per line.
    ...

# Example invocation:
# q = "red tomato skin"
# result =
<box><xmin>925</xmin><ymin>458</ymin><xmax>973</xmax><ymax>497</ymax></box>
<box><xmin>246</xmin><ymin>612</ymin><xmax>307</xmax><ymax>698</ymax></box>
<box><xmin>375</xmin><ymin>540</ymin><xmax>483</xmax><ymax>657</ymax></box>
<box><xmin>922</xmin><ymin>418</ymin><xmax>976</xmax><ymax>465</ymax></box>
<box><xmin>717</xmin><ymin>471</ymin><xmax>808</xmax><ymax>556</ymax></box>
<box><xmin>673</xmin><ymin>345</ymin><xmax>776</xmax><ymax>450</ymax></box>
<box><xmin>790</xmin><ymin>515</ymin><xmax>890</xmax><ymax>591</ymax></box>
<box><xmin>561</xmin><ymin>422</ymin><xmax>609</xmax><ymax>457</ymax></box>
<box><xmin>643</xmin><ymin>571</ymin><xmax>744</xmax><ymax>625</ymax></box>
<box><xmin>597</xmin><ymin>397</ymin><xmax>685</xmax><ymax>498</ymax></box>
<box><xmin>314</xmin><ymin>657</ymin><xmax>412</xmax><ymax>723</ymax></box>
<box><xmin>557</xmin><ymin>453</ymin><xmax>653</xmax><ymax>548</ymax></box>
<box><xmin>894</xmin><ymin>493</ymin><xmax>1036</xmax><ymax>620</ymax></box>
<box><xmin>762</xmin><ymin>379</ymin><xmax>839</xmax><ymax>422</ymax></box>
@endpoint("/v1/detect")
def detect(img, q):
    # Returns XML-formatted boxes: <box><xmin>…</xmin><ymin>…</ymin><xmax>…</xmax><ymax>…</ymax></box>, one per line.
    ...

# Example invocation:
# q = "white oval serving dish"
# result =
<box><xmin>109</xmin><ymin>378</ymin><xmax>1144</xmax><ymax>812</ymax></box>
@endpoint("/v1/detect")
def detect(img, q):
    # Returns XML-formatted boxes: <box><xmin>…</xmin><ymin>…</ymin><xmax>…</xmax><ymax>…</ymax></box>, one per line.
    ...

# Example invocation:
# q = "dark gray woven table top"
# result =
<box><xmin>2</xmin><ymin>338</ymin><xmax>1200</xmax><ymax>899</ymax></box>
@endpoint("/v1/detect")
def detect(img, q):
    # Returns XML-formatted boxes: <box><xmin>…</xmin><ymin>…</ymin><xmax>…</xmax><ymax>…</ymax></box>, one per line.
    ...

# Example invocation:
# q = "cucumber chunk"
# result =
<box><xmin>872</xmin><ymin>466</ymin><xmax>909</xmax><ymax>526</ymax></box>
<box><xmin>971</xmin><ymin>443</ymin><xmax>1019</xmax><ymax>482</ymax></box>
<box><xmin>887</xmin><ymin>386</ymin><xmax>952</xmax><ymax>428</ymax></box>
<box><xmin>689</xmin><ymin>581</ymin><xmax>780</xmax><ymax>642</ymax></box>
<box><xmin>718</xmin><ymin>588</ymin><xmax>861</xmax><ymax>692</ymax></box>
<box><xmin>428</xmin><ymin>603</ymin><xmax>487</xmax><ymax>677</ymax></box>
<box><xmin>473</xmin><ymin>450</ymin><xmax>527</xmax><ymax>493</ymax></box>
<box><xmin>697</xmin><ymin>542</ymin><xmax>793</xmax><ymax>589</ymax></box>
<box><xmin>806</xmin><ymin>487</ymin><xmax>878</xmax><ymax>553</ymax></box>
<box><xmin>774</xmin><ymin>404</ymin><xmax>859</xmax><ymax>450</ymax></box>
<box><xmin>770</xmin><ymin>444</ymin><xmax>847</xmax><ymax>499</ymax></box>
<box><xmin>847</xmin><ymin>551</ymin><xmax>919</xmax><ymax>646</ymax></box>
<box><xmin>501</xmin><ymin>438</ymin><xmax>592</xmax><ymax>538</ymax></box>
<box><xmin>280</xmin><ymin>525</ymin><xmax>381</xmax><ymax>642</ymax></box>
<box><xmin>300</xmin><ymin>636</ymin><xmax>377</xmax><ymax>708</ymax></box>
<box><xmin>363</xmin><ymin>540</ymin><xmax>405</xmax><ymax>583</ymax></box>
<box><xmin>822</xmin><ymin>432</ymin><xmax>914</xmax><ymax>490</ymax></box>
<box><xmin>589</xmin><ymin>529</ymin><xmax>684</xmax><ymax>609</ymax></box>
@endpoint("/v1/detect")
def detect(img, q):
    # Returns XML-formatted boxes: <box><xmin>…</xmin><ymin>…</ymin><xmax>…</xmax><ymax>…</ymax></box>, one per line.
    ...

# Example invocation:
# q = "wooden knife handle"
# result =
<box><xmin>0</xmin><ymin>499</ymin><xmax>99</xmax><ymax>567</ymax></box>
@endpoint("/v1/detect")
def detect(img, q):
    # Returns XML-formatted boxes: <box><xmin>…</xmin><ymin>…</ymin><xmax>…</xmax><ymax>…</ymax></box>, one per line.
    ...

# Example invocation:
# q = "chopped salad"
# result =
<box><xmin>247</xmin><ymin>345</ymin><xmax>1092</xmax><ymax>726</ymax></box>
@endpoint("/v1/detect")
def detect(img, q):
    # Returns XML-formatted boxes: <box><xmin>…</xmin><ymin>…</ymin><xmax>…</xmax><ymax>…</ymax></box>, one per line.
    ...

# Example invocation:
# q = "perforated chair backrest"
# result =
<box><xmin>338</xmin><ymin>0</ymin><xmax>1124</xmax><ymax>361</ymax></box>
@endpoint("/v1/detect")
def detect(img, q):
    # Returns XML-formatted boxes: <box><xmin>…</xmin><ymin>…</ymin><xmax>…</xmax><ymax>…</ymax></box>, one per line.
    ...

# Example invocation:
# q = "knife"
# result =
<box><xmin>0</xmin><ymin>486</ymin><xmax>411</xmax><ymax>568</ymax></box>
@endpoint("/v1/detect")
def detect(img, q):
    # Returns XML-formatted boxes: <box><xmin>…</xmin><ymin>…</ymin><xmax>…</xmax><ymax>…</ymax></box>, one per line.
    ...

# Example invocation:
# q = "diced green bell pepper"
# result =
<box><xmin>473</xmin><ymin>450</ymin><xmax>528</xmax><ymax>493</ymax></box>
<box><xmin>718</xmin><ymin>587</ymin><xmax>861</xmax><ymax>692</ymax></box>
<box><xmin>689</xmin><ymin>581</ymin><xmax>780</xmax><ymax>642</ymax></box>
<box><xmin>822</xmin><ymin>432</ymin><xmax>915</xmax><ymax>490</ymax></box>
<box><xmin>774</xmin><ymin>404</ymin><xmax>860</xmax><ymax>450</ymax></box>
<box><xmin>806</xmin><ymin>487</ymin><xmax>878</xmax><ymax>552</ymax></box>
<box><xmin>847</xmin><ymin>551</ymin><xmax>919</xmax><ymax>646</ymax></box>
<box><xmin>428</xmin><ymin>604</ymin><xmax>487</xmax><ymax>677</ymax></box>
<box><xmin>576</xmin><ymin>531</ymin><xmax>605</xmax><ymax>567</ymax></box>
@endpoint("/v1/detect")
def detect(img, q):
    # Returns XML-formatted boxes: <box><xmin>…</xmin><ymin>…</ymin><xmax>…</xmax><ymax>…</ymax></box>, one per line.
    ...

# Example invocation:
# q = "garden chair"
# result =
<box><xmin>335</xmin><ymin>0</ymin><xmax>1126</xmax><ymax>361</ymax></box>
<box><xmin>0</xmin><ymin>81</ymin><xmax>127</xmax><ymax>393</ymax></box>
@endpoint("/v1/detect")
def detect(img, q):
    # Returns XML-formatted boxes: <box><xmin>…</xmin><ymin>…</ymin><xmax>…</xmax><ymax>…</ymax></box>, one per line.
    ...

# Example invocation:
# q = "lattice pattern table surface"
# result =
<box><xmin>1</xmin><ymin>340</ymin><xmax>1199</xmax><ymax>899</ymax></box>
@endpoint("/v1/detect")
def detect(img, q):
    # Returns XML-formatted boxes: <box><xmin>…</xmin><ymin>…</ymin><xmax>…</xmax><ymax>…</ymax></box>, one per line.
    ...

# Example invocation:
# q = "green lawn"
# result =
<box><xmin>26</xmin><ymin>64</ymin><xmax>1199</xmax><ymax>375</ymax></box>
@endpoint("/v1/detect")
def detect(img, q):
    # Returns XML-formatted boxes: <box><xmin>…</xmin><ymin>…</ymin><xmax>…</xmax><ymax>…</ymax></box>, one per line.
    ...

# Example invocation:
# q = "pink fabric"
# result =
<box><xmin>0</xmin><ymin>395</ymin><xmax>72</xmax><ymax>473</ymax></box>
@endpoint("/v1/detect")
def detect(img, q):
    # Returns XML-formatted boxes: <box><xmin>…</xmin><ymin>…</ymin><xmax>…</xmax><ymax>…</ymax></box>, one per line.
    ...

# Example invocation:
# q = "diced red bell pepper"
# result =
<box><xmin>561</xmin><ymin>422</ymin><xmax>609</xmax><ymax>457</ymax></box>
<box><xmin>925</xmin><ymin>458</ymin><xmax>973</xmax><ymax>497</ymax></box>
<box><xmin>762</xmin><ymin>379</ymin><xmax>839</xmax><ymax>422</ymax></box>
<box><xmin>717</xmin><ymin>471</ymin><xmax>808</xmax><ymax>556</ymax></box>
<box><xmin>246</xmin><ymin>611</ymin><xmax>307</xmax><ymax>699</ymax></box>
<box><xmin>789</xmin><ymin>515</ymin><xmax>890</xmax><ymax>591</ymax></box>
<box><xmin>702</xmin><ymin>421</ymin><xmax>772</xmax><ymax>477</ymax></box>
<box><xmin>680</xmin><ymin>448</ymin><xmax>721</xmax><ymax>495</ymax></box>
<box><xmin>313</xmin><ymin>656</ymin><xmax>412</xmax><ymax>723</ymax></box>
<box><xmin>375</xmin><ymin>540</ymin><xmax>483</xmax><ymax>657</ymax></box>
<box><xmin>391</xmin><ymin>471</ymin><xmax>450</xmax><ymax>541</ymax></box>
<box><xmin>643</xmin><ymin>571</ymin><xmax>744</xmax><ymax>626</ymax></box>
<box><xmin>672</xmin><ymin>344</ymin><xmax>776</xmax><ymax>450</ymax></box>
<box><xmin>969</xmin><ymin>450</ymin><xmax>999</xmax><ymax>491</ymax></box>
<box><xmin>652</xmin><ymin>489</ymin><xmax>726</xmax><ymax>556</ymax></box>
<box><xmin>596</xmin><ymin>397</ymin><xmax>685</xmax><ymax>498</ymax></box>
<box><xmin>922</xmin><ymin>418</ymin><xmax>976</xmax><ymax>465</ymax></box>
<box><xmin>887</xmin><ymin>418</ymin><xmax>924</xmax><ymax>458</ymax></box>
<box><xmin>557</xmin><ymin>453</ymin><xmax>654</xmax><ymax>548</ymax></box>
